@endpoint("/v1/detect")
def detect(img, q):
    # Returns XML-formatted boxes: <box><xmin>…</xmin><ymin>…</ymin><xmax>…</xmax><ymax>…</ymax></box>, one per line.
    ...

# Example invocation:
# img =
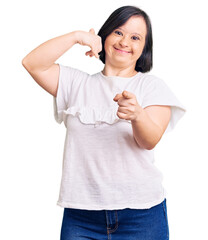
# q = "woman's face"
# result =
<box><xmin>104</xmin><ymin>16</ymin><xmax>147</xmax><ymax>69</ymax></box>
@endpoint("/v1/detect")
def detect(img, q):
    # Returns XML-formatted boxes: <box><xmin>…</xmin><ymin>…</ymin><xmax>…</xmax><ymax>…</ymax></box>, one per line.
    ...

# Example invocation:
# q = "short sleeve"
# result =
<box><xmin>53</xmin><ymin>64</ymin><xmax>75</xmax><ymax>124</ymax></box>
<box><xmin>140</xmin><ymin>76</ymin><xmax>186</xmax><ymax>133</ymax></box>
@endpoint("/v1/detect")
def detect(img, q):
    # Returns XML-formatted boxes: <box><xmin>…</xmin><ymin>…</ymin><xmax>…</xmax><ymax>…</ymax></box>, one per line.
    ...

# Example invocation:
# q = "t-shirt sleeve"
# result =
<box><xmin>53</xmin><ymin>64</ymin><xmax>75</xmax><ymax>124</ymax></box>
<box><xmin>140</xmin><ymin>76</ymin><xmax>186</xmax><ymax>133</ymax></box>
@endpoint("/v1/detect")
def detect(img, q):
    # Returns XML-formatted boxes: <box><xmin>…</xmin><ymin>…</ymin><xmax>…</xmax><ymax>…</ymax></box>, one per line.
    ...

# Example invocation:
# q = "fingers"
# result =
<box><xmin>85</xmin><ymin>50</ymin><xmax>93</xmax><ymax>57</ymax></box>
<box><xmin>86</xmin><ymin>28</ymin><xmax>102</xmax><ymax>59</ymax></box>
<box><xmin>122</xmin><ymin>90</ymin><xmax>134</xmax><ymax>99</ymax></box>
<box><xmin>114</xmin><ymin>91</ymin><xmax>132</xmax><ymax>101</ymax></box>
<box><xmin>113</xmin><ymin>93</ymin><xmax>122</xmax><ymax>102</ymax></box>
<box><xmin>85</xmin><ymin>50</ymin><xmax>98</xmax><ymax>58</ymax></box>
<box><xmin>91</xmin><ymin>50</ymin><xmax>99</xmax><ymax>59</ymax></box>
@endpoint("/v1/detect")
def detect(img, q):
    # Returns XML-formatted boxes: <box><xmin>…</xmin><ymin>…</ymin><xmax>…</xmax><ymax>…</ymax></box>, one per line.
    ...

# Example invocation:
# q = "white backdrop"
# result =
<box><xmin>1</xmin><ymin>0</ymin><xmax>207</xmax><ymax>239</ymax></box>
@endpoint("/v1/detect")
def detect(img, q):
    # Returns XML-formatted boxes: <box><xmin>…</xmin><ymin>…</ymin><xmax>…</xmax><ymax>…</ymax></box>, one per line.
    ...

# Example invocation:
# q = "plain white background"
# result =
<box><xmin>0</xmin><ymin>0</ymin><xmax>207</xmax><ymax>239</ymax></box>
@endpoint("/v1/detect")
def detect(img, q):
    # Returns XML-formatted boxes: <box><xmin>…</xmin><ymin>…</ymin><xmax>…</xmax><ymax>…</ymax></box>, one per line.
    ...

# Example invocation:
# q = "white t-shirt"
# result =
<box><xmin>53</xmin><ymin>64</ymin><xmax>186</xmax><ymax>210</ymax></box>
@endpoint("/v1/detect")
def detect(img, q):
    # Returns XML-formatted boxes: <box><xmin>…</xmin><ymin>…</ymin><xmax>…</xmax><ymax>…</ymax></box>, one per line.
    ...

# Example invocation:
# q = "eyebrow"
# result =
<box><xmin>117</xmin><ymin>27</ymin><xmax>143</xmax><ymax>39</ymax></box>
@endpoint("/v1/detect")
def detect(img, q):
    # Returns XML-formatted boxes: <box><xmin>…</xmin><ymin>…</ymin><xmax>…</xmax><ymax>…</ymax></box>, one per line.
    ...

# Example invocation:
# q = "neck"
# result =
<box><xmin>102</xmin><ymin>63</ymin><xmax>138</xmax><ymax>78</ymax></box>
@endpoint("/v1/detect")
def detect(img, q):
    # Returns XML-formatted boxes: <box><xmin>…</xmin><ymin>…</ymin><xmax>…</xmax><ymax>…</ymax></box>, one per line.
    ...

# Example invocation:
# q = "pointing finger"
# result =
<box><xmin>122</xmin><ymin>90</ymin><xmax>133</xmax><ymax>99</ymax></box>
<box><xmin>113</xmin><ymin>93</ymin><xmax>122</xmax><ymax>102</ymax></box>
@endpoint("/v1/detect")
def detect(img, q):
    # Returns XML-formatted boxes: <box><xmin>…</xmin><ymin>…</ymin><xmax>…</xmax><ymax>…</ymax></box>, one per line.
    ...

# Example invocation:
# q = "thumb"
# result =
<box><xmin>122</xmin><ymin>90</ymin><xmax>131</xmax><ymax>99</ymax></box>
<box><xmin>89</xmin><ymin>28</ymin><xmax>95</xmax><ymax>35</ymax></box>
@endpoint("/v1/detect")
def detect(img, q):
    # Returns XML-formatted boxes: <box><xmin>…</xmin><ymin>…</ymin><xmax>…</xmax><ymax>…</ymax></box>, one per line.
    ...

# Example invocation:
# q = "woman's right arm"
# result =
<box><xmin>22</xmin><ymin>29</ymin><xmax>102</xmax><ymax>97</ymax></box>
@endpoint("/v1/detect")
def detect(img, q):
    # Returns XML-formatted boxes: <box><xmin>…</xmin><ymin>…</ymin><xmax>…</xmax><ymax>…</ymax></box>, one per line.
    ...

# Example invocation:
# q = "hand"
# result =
<box><xmin>76</xmin><ymin>29</ymin><xmax>102</xmax><ymax>59</ymax></box>
<box><xmin>113</xmin><ymin>90</ymin><xmax>143</xmax><ymax>121</ymax></box>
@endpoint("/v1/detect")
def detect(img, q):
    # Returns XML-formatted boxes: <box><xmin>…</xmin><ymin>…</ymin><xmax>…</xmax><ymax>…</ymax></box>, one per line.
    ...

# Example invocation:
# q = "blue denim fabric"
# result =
<box><xmin>60</xmin><ymin>199</ymin><xmax>169</xmax><ymax>240</ymax></box>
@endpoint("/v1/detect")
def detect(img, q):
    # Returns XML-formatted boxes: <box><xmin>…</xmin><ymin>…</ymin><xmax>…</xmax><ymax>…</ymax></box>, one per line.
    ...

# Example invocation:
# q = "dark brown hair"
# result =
<box><xmin>98</xmin><ymin>5</ymin><xmax>153</xmax><ymax>72</ymax></box>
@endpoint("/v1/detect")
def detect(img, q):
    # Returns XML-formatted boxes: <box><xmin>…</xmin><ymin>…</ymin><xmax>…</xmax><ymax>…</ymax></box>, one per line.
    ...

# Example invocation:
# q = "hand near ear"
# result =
<box><xmin>84</xmin><ymin>28</ymin><xmax>102</xmax><ymax>59</ymax></box>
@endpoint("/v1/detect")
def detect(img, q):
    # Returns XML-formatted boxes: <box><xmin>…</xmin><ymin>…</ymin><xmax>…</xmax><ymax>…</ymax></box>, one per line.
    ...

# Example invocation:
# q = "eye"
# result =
<box><xmin>132</xmin><ymin>36</ymin><xmax>140</xmax><ymax>41</ymax></box>
<box><xmin>114</xmin><ymin>30</ymin><xmax>123</xmax><ymax>36</ymax></box>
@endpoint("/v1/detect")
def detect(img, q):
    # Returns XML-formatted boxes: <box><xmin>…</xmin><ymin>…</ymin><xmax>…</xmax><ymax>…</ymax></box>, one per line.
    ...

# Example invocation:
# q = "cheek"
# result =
<box><xmin>105</xmin><ymin>36</ymin><xmax>112</xmax><ymax>46</ymax></box>
<box><xmin>104</xmin><ymin>34</ymin><xmax>117</xmax><ymax>48</ymax></box>
<box><xmin>134</xmin><ymin>44</ymin><xmax>145</xmax><ymax>58</ymax></box>
<box><xmin>104</xmin><ymin>39</ymin><xmax>110</xmax><ymax>53</ymax></box>
<box><xmin>104</xmin><ymin>38</ymin><xmax>114</xmax><ymax>55</ymax></box>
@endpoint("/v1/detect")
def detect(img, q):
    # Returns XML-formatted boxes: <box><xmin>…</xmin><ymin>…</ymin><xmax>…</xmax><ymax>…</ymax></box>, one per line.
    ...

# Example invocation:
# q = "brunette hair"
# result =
<box><xmin>98</xmin><ymin>5</ymin><xmax>153</xmax><ymax>72</ymax></box>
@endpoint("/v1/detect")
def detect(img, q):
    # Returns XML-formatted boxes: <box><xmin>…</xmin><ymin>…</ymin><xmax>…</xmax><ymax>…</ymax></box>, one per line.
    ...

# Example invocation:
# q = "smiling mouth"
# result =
<box><xmin>114</xmin><ymin>47</ymin><xmax>131</xmax><ymax>54</ymax></box>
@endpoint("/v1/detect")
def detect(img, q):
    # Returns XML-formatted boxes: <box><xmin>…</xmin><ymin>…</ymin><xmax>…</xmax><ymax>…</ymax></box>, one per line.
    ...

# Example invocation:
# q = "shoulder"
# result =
<box><xmin>59</xmin><ymin>64</ymin><xmax>84</xmax><ymax>73</ymax></box>
<box><xmin>138</xmin><ymin>72</ymin><xmax>165</xmax><ymax>86</ymax></box>
<box><xmin>133</xmin><ymin>72</ymin><xmax>168</xmax><ymax>95</ymax></box>
<box><xmin>59</xmin><ymin>64</ymin><xmax>90</xmax><ymax>78</ymax></box>
<box><xmin>58</xmin><ymin>64</ymin><xmax>103</xmax><ymax>82</ymax></box>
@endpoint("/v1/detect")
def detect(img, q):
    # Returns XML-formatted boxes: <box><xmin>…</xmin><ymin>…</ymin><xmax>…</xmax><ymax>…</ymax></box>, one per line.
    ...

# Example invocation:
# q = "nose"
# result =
<box><xmin>119</xmin><ymin>36</ymin><xmax>129</xmax><ymax>47</ymax></box>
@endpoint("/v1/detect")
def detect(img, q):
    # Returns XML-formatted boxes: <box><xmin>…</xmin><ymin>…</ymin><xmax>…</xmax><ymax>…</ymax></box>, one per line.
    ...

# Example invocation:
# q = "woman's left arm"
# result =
<box><xmin>113</xmin><ymin>90</ymin><xmax>171</xmax><ymax>150</ymax></box>
<box><xmin>131</xmin><ymin>105</ymin><xmax>171</xmax><ymax>150</ymax></box>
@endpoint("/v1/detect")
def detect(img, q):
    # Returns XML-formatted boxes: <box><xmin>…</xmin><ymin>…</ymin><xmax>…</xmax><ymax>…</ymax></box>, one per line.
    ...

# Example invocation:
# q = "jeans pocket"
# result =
<box><xmin>162</xmin><ymin>199</ymin><xmax>169</xmax><ymax>240</ymax></box>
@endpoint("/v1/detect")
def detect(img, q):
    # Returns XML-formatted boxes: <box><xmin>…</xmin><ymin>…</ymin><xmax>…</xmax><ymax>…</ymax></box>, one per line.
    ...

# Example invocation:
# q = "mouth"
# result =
<box><xmin>114</xmin><ymin>47</ymin><xmax>132</xmax><ymax>54</ymax></box>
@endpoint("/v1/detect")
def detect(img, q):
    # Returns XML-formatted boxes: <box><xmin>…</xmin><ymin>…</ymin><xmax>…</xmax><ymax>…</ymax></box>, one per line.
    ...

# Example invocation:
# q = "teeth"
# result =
<box><xmin>115</xmin><ymin>47</ymin><xmax>130</xmax><ymax>53</ymax></box>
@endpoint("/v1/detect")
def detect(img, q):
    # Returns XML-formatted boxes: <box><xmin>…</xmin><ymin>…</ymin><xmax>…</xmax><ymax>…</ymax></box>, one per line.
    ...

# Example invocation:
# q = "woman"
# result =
<box><xmin>22</xmin><ymin>5</ymin><xmax>185</xmax><ymax>240</ymax></box>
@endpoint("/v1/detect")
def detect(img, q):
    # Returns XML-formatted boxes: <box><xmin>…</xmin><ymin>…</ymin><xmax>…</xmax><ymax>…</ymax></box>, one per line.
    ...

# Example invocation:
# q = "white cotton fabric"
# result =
<box><xmin>53</xmin><ymin>64</ymin><xmax>186</xmax><ymax>210</ymax></box>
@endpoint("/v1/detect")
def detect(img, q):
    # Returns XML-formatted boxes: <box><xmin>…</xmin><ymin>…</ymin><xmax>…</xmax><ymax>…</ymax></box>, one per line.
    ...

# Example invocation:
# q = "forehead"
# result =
<box><xmin>119</xmin><ymin>16</ymin><xmax>147</xmax><ymax>36</ymax></box>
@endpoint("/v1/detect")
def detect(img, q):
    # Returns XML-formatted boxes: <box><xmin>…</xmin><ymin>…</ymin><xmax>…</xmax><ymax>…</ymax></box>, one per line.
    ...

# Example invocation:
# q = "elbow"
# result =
<box><xmin>22</xmin><ymin>57</ymin><xmax>34</xmax><ymax>73</ymax></box>
<box><xmin>145</xmin><ymin>142</ymin><xmax>157</xmax><ymax>150</ymax></box>
<box><xmin>144</xmin><ymin>129</ymin><xmax>163</xmax><ymax>150</ymax></box>
<box><xmin>135</xmin><ymin>138</ymin><xmax>160</xmax><ymax>150</ymax></box>
<box><xmin>135</xmin><ymin>139</ymin><xmax>157</xmax><ymax>150</ymax></box>
<box><xmin>22</xmin><ymin>57</ymin><xmax>26</xmax><ymax>67</ymax></box>
<box><xmin>145</xmin><ymin>135</ymin><xmax>162</xmax><ymax>150</ymax></box>
<box><xmin>22</xmin><ymin>57</ymin><xmax>29</xmax><ymax>70</ymax></box>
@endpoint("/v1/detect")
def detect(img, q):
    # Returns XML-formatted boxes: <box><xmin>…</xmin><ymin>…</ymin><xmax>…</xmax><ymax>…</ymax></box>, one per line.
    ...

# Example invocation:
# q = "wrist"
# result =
<box><xmin>73</xmin><ymin>30</ymin><xmax>84</xmax><ymax>45</ymax></box>
<box><xmin>132</xmin><ymin>106</ymin><xmax>145</xmax><ymax>123</ymax></box>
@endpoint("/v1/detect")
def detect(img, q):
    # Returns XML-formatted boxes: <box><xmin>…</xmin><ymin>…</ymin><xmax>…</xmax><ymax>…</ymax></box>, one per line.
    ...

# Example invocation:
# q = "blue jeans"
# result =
<box><xmin>60</xmin><ymin>199</ymin><xmax>169</xmax><ymax>240</ymax></box>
